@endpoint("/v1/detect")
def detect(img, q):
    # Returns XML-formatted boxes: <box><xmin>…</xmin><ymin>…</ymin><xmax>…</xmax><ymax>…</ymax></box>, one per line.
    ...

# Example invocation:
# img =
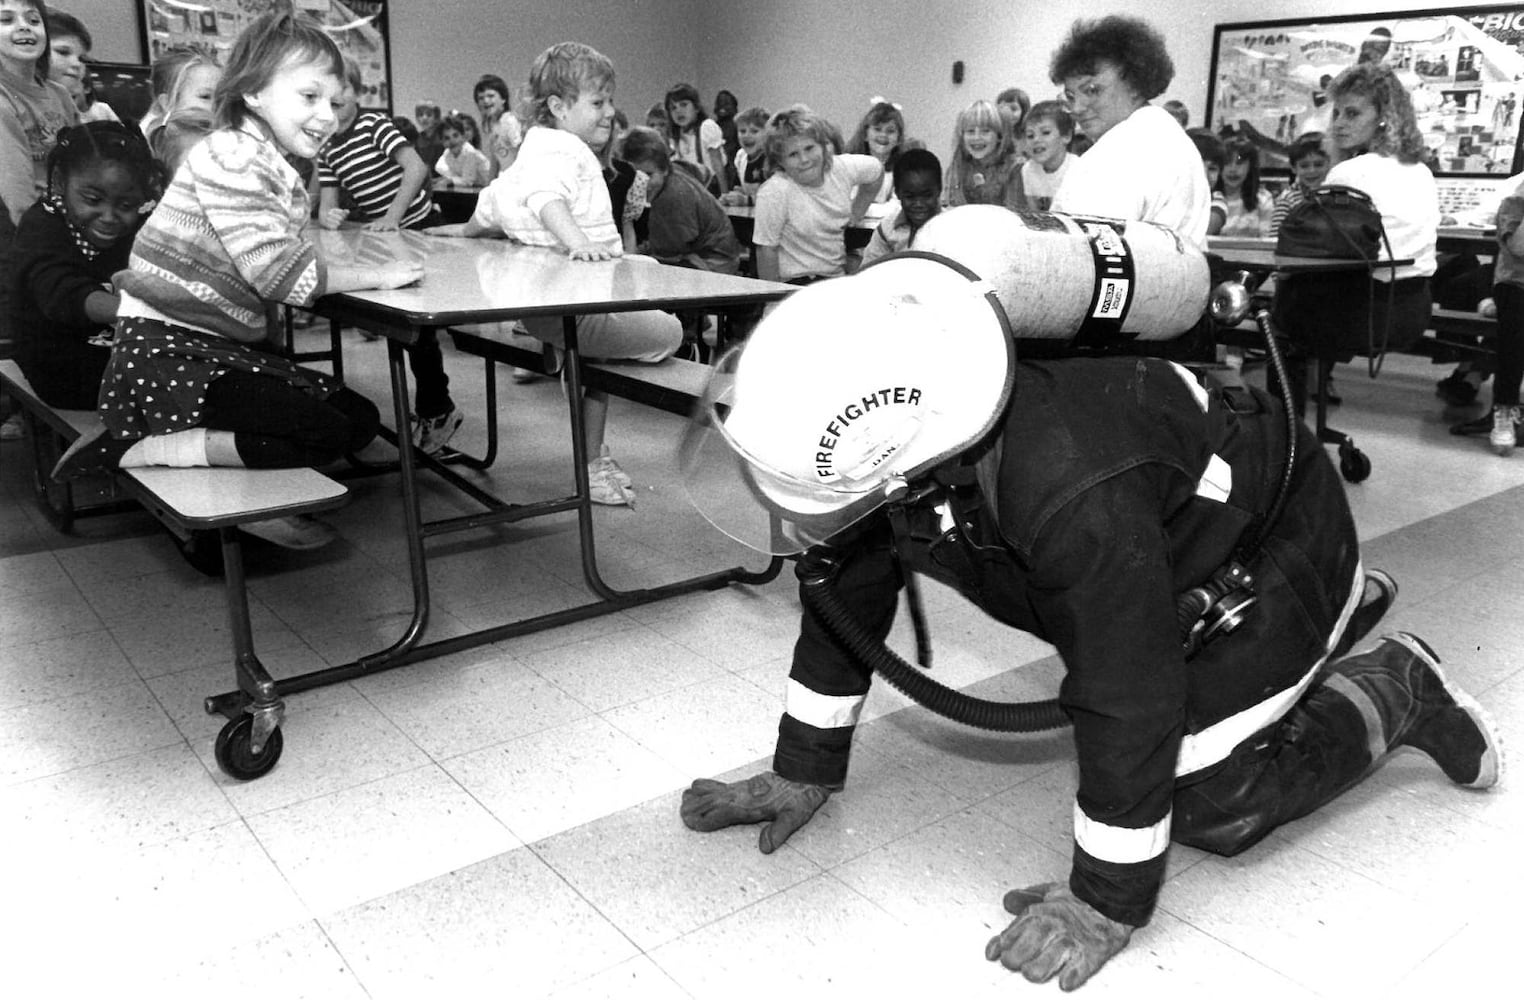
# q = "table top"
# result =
<box><xmin>313</xmin><ymin>228</ymin><xmax>794</xmax><ymax>328</ymax></box>
<box><xmin>1210</xmin><ymin>230</ymin><xmax>1494</xmax><ymax>259</ymax></box>
<box><xmin>1436</xmin><ymin>225</ymin><xmax>1497</xmax><ymax>255</ymax></box>
<box><xmin>1210</xmin><ymin>246</ymin><xmax>1414</xmax><ymax>274</ymax></box>
<box><xmin>1206</xmin><ymin>237</ymin><xmax>1414</xmax><ymax>274</ymax></box>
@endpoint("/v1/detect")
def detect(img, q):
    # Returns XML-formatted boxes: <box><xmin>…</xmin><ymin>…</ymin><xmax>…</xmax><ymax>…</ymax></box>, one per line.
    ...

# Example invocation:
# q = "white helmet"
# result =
<box><xmin>681</xmin><ymin>253</ymin><xmax>1014</xmax><ymax>555</ymax></box>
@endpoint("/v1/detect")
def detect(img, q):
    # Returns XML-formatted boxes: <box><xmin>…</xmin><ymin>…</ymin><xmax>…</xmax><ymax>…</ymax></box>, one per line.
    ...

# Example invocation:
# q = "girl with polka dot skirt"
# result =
<box><xmin>52</xmin><ymin>10</ymin><xmax>423</xmax><ymax>550</ymax></box>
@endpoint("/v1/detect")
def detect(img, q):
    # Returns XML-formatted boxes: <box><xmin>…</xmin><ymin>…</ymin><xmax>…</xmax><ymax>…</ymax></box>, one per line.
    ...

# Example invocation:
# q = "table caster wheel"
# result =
<box><xmin>1339</xmin><ymin>444</ymin><xmax>1371</xmax><ymax>483</ymax></box>
<box><xmin>214</xmin><ymin>715</ymin><xmax>283</xmax><ymax>780</ymax></box>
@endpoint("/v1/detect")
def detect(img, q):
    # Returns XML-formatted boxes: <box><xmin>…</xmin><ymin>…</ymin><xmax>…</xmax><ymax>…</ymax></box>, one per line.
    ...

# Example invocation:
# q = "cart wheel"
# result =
<box><xmin>214</xmin><ymin>715</ymin><xmax>283</xmax><ymax>780</ymax></box>
<box><xmin>1339</xmin><ymin>445</ymin><xmax>1371</xmax><ymax>483</ymax></box>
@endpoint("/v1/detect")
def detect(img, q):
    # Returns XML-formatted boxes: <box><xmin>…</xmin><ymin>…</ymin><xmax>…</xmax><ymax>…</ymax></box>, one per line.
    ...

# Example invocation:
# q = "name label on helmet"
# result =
<box><xmin>814</xmin><ymin>386</ymin><xmax>923</xmax><ymax>482</ymax></box>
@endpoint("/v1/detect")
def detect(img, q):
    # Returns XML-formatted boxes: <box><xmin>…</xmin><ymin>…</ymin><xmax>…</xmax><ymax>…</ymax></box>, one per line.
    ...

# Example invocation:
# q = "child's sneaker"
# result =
<box><xmin>587</xmin><ymin>464</ymin><xmax>634</xmax><ymax>506</ymax></box>
<box><xmin>241</xmin><ymin>514</ymin><xmax>336</xmax><ymax>550</ymax></box>
<box><xmin>0</xmin><ymin>412</ymin><xmax>23</xmax><ymax>441</ymax></box>
<box><xmin>412</xmin><ymin>407</ymin><xmax>464</xmax><ymax>455</ymax></box>
<box><xmin>1491</xmin><ymin>404</ymin><xmax>1519</xmax><ymax>456</ymax></box>
<box><xmin>592</xmin><ymin>444</ymin><xmax>632</xmax><ymax>488</ymax></box>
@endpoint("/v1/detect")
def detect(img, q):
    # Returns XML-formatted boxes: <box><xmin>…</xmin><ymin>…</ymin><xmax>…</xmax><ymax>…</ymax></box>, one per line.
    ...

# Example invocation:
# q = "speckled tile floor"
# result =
<box><xmin>2</xmin><ymin>337</ymin><xmax>1519</xmax><ymax>999</ymax></box>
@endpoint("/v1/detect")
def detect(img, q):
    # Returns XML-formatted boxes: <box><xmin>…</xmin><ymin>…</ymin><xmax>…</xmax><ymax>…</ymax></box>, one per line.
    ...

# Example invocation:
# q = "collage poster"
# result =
<box><xmin>140</xmin><ymin>0</ymin><xmax>391</xmax><ymax>111</ymax></box>
<box><xmin>1210</xmin><ymin>7</ymin><xmax>1524</xmax><ymax>175</ymax></box>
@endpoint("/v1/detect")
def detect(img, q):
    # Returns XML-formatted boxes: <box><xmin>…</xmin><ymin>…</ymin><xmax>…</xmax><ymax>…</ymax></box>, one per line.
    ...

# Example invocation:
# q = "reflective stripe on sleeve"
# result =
<box><xmin>1195</xmin><ymin>453</ymin><xmax>1232</xmax><ymax>503</ymax></box>
<box><xmin>1175</xmin><ymin>558</ymin><xmax>1366</xmax><ymax>777</ymax></box>
<box><xmin>1073</xmin><ymin>801</ymin><xmax>1172</xmax><ymax>864</ymax></box>
<box><xmin>785</xmin><ymin>678</ymin><xmax>865</xmax><ymax>730</ymax></box>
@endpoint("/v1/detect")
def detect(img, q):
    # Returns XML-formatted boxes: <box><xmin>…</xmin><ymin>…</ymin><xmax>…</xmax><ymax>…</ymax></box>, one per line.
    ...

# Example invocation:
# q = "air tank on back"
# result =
<box><xmin>906</xmin><ymin>204</ymin><xmax>1209</xmax><ymax>344</ymax></box>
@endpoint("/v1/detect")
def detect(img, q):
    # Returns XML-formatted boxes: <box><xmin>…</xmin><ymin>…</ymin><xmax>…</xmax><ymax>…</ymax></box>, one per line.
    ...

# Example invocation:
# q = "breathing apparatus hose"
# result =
<box><xmin>798</xmin><ymin>556</ymin><xmax>1070</xmax><ymax>734</ymax></box>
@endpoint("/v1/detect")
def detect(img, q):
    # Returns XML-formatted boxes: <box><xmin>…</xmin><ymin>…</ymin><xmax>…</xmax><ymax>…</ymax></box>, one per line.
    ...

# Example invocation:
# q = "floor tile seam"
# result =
<box><xmin>961</xmin><ymin>797</ymin><xmax>1080</xmax><ymax>862</ymax></box>
<box><xmin>228</xmin><ymin>758</ymin><xmax>449</xmax><ymax>823</ymax></box>
<box><xmin>1387</xmin><ymin>919</ymin><xmax>1475</xmax><ymax>988</ymax></box>
<box><xmin>1360</xmin><ymin>480</ymin><xmax>1524</xmax><ymax>548</ymax></box>
<box><xmin>0</xmin><ymin>655</ymin><xmax>157</xmax><ymax>712</ymax></box>
<box><xmin>1140</xmin><ymin>901</ymin><xmax>1336</xmax><ymax>998</ymax></box>
<box><xmin>0</xmin><ymin>612</ymin><xmax>113</xmax><ymax>651</ymax></box>
<box><xmin>596</xmin><ymin>703</ymin><xmax>773</xmax><ymax>780</ymax></box>
<box><xmin>914</xmin><ymin>750</ymin><xmax>1071</xmax><ymax>806</ymax></box>
<box><xmin>429</xmin><ymin>750</ymin><xmax>543</xmax><ymax>847</ymax></box>
<box><xmin>1281</xmin><ymin>806</ymin><xmax>1513</xmax><ymax>902</ymax></box>
<box><xmin>1157</xmin><ymin>842</ymin><xmax>1460</xmax><ymax>989</ymax></box>
<box><xmin>0</xmin><ymin>732</ymin><xmax>203</xmax><ymax>802</ymax></box>
<box><xmin>1371</xmin><ymin>777</ymin><xmax>1516</xmax><ymax>831</ymax></box>
<box><xmin>347</xmin><ymin>688</ymin><xmax>576</xmax><ymax>769</ymax></box>
<box><xmin>634</xmin><ymin>860</ymin><xmax>839</xmax><ymax>967</ymax></box>
<box><xmin>0</xmin><ymin>700</ymin><xmax>185</xmax><ymax>789</ymax></box>
<box><xmin>515</xmin><ymin>838</ymin><xmax>666</xmax><ymax>982</ymax></box>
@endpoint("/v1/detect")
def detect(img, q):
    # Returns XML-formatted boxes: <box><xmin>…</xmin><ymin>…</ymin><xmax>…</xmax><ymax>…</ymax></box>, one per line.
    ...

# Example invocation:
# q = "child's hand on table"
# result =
<box><xmin>374</xmin><ymin>261</ymin><xmax>425</xmax><ymax>289</ymax></box>
<box><xmin>362</xmin><ymin>218</ymin><xmax>400</xmax><ymax>233</ymax></box>
<box><xmin>566</xmin><ymin>241</ymin><xmax>620</xmax><ymax>262</ymax></box>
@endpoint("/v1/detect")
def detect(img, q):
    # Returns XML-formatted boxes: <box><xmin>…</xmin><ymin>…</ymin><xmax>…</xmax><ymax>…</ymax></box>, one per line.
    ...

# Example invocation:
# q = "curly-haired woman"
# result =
<box><xmin>1047</xmin><ymin>15</ymin><xmax>1210</xmax><ymax>246</ymax></box>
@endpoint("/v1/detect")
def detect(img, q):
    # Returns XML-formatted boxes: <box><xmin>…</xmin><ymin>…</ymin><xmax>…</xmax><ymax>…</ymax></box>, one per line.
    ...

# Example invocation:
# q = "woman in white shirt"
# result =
<box><xmin>1321</xmin><ymin>62</ymin><xmax>1439</xmax><ymax>355</ymax></box>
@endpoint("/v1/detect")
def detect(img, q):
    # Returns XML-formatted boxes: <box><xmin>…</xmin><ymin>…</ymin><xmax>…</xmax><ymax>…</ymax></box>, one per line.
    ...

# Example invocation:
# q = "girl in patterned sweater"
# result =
<box><xmin>52</xmin><ymin>9</ymin><xmax>422</xmax><ymax>550</ymax></box>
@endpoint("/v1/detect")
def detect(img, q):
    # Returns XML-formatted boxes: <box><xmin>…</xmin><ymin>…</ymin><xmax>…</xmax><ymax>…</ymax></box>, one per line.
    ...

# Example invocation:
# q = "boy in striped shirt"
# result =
<box><xmin>318</xmin><ymin>58</ymin><xmax>463</xmax><ymax>453</ymax></box>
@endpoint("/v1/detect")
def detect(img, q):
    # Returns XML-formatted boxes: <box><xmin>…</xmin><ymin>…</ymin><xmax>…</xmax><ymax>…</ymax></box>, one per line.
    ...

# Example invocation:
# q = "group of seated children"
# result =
<box><xmin>21</xmin><ymin>4</ymin><xmax>1343</xmax><ymax>549</ymax></box>
<box><xmin>1189</xmin><ymin>126</ymin><xmax>1330</xmax><ymax>239</ymax></box>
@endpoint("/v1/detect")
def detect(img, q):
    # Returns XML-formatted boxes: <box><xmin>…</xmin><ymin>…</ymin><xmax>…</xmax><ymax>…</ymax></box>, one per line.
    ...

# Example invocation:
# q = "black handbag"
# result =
<box><xmin>1274</xmin><ymin>184</ymin><xmax>1383</xmax><ymax>260</ymax></box>
<box><xmin>1272</xmin><ymin>184</ymin><xmax>1398</xmax><ymax>365</ymax></box>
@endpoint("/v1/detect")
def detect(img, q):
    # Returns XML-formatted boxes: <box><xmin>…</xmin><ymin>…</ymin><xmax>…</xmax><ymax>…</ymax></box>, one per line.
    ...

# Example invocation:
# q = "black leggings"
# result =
<box><xmin>1492</xmin><ymin>282</ymin><xmax>1524</xmax><ymax>407</ymax></box>
<box><xmin>202</xmin><ymin>369</ymin><xmax>379</xmax><ymax>468</ymax></box>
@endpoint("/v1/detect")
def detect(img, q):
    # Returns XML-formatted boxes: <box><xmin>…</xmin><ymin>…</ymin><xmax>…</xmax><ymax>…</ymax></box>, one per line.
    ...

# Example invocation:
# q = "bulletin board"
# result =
<box><xmin>136</xmin><ymin>0</ymin><xmax>394</xmax><ymax>112</ymax></box>
<box><xmin>1207</xmin><ymin>6</ymin><xmax>1524</xmax><ymax>176</ymax></box>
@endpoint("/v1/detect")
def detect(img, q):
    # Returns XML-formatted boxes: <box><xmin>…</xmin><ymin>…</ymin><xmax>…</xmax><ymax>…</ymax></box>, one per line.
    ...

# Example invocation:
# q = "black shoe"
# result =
<box><xmin>1436</xmin><ymin>373</ymin><xmax>1481</xmax><ymax>407</ymax></box>
<box><xmin>1450</xmin><ymin>412</ymin><xmax>1491</xmax><ymax>436</ymax></box>
<box><xmin>1340</xmin><ymin>569</ymin><xmax>1397</xmax><ymax>653</ymax></box>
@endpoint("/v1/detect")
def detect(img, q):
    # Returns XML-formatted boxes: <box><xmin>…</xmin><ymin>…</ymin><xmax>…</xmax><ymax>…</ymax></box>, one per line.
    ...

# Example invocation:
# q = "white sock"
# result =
<box><xmin>119</xmin><ymin>428</ymin><xmax>211</xmax><ymax>468</ymax></box>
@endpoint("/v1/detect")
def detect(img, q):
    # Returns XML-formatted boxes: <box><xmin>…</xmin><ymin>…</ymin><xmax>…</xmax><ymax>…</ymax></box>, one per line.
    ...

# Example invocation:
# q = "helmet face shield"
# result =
<box><xmin>680</xmin><ymin>255</ymin><xmax>1014</xmax><ymax>556</ymax></box>
<box><xmin>680</xmin><ymin>347</ymin><xmax>903</xmax><ymax>555</ymax></box>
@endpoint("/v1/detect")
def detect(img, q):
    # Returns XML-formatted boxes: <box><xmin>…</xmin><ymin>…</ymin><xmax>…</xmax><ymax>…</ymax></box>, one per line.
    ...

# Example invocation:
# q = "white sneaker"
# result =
<box><xmin>241</xmin><ymin>514</ymin><xmax>336</xmax><ymax>550</ymax></box>
<box><xmin>592</xmin><ymin>444</ymin><xmax>633</xmax><ymax>488</ymax></box>
<box><xmin>587</xmin><ymin>465</ymin><xmax>634</xmax><ymax>506</ymax></box>
<box><xmin>0</xmin><ymin>412</ymin><xmax>23</xmax><ymax>441</ymax></box>
<box><xmin>1490</xmin><ymin>404</ymin><xmax>1518</xmax><ymax>457</ymax></box>
<box><xmin>510</xmin><ymin>367</ymin><xmax>541</xmax><ymax>384</ymax></box>
<box><xmin>412</xmin><ymin>407</ymin><xmax>465</xmax><ymax>455</ymax></box>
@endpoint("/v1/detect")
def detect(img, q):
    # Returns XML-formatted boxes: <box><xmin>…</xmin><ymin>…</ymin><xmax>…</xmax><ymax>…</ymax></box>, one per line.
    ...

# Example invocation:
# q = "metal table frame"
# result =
<box><xmin>207</xmin><ymin>234</ymin><xmax>793</xmax><ymax>721</ymax></box>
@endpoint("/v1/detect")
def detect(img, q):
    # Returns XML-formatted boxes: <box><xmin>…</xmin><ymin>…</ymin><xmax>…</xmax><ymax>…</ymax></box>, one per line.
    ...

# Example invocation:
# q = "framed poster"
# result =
<box><xmin>137</xmin><ymin>0</ymin><xmax>393</xmax><ymax>113</ymax></box>
<box><xmin>1207</xmin><ymin>7</ymin><xmax>1524</xmax><ymax>177</ymax></box>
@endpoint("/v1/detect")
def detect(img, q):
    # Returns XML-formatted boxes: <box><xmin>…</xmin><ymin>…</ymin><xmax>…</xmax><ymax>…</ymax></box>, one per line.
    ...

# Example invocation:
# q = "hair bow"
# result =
<box><xmin>870</xmin><ymin>96</ymin><xmax>904</xmax><ymax>111</ymax></box>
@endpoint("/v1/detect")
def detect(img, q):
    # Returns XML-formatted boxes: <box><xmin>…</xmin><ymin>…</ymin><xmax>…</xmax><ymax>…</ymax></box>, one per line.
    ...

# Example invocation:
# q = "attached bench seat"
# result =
<box><xmin>120</xmin><ymin>466</ymin><xmax>347</xmax><ymax>533</ymax></box>
<box><xmin>2</xmin><ymin>359</ymin><xmax>348</xmax><ymax>537</ymax></box>
<box><xmin>1</xmin><ymin>358</ymin><xmax>351</xmax><ymax>780</ymax></box>
<box><xmin>448</xmin><ymin>324</ymin><xmax>718</xmax><ymax>433</ymax></box>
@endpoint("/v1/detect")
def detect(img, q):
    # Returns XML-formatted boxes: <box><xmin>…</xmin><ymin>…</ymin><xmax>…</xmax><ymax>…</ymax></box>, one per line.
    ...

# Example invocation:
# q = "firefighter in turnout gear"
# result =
<box><xmin>676</xmin><ymin>243</ymin><xmax>1503</xmax><ymax>991</ymax></box>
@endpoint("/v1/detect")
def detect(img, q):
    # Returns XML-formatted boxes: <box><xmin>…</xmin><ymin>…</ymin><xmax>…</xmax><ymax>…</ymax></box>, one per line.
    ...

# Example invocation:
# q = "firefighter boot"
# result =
<box><xmin>1322</xmin><ymin>632</ymin><xmax>1503</xmax><ymax>789</ymax></box>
